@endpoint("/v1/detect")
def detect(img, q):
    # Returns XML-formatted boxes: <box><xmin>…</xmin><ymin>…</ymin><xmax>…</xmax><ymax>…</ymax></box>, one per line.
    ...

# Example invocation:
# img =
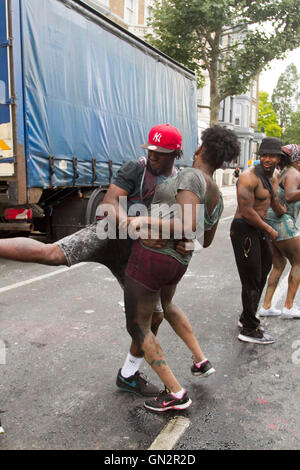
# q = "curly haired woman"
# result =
<box><xmin>123</xmin><ymin>126</ymin><xmax>240</xmax><ymax>412</ymax></box>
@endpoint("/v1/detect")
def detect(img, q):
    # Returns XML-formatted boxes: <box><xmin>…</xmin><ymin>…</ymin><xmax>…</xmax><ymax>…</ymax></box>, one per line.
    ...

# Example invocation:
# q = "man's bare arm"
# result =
<box><xmin>102</xmin><ymin>184</ymin><xmax>131</xmax><ymax>227</ymax></box>
<box><xmin>284</xmin><ymin>171</ymin><xmax>300</xmax><ymax>203</ymax></box>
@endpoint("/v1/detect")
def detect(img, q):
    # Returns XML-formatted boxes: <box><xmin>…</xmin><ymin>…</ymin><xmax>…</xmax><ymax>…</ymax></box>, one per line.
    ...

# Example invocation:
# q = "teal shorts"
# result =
<box><xmin>266</xmin><ymin>214</ymin><xmax>300</xmax><ymax>241</ymax></box>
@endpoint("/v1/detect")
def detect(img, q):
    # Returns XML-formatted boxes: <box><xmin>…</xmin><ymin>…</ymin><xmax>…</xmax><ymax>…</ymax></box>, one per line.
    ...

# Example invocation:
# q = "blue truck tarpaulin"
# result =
<box><xmin>0</xmin><ymin>0</ymin><xmax>10</xmax><ymax>124</ymax></box>
<box><xmin>19</xmin><ymin>0</ymin><xmax>197</xmax><ymax>189</ymax></box>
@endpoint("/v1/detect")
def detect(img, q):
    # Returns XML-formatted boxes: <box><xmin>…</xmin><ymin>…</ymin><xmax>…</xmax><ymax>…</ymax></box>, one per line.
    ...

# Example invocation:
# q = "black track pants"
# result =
<box><xmin>230</xmin><ymin>218</ymin><xmax>273</xmax><ymax>332</ymax></box>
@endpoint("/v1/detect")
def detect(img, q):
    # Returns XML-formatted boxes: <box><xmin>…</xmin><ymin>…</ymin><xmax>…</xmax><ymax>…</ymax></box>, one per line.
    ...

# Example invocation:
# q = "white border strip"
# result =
<box><xmin>0</xmin><ymin>212</ymin><xmax>234</xmax><ymax>295</ymax></box>
<box><xmin>148</xmin><ymin>416</ymin><xmax>190</xmax><ymax>450</ymax></box>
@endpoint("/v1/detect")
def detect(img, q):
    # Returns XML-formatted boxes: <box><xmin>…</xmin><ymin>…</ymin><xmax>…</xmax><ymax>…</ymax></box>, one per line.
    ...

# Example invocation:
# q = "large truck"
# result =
<box><xmin>0</xmin><ymin>0</ymin><xmax>197</xmax><ymax>240</ymax></box>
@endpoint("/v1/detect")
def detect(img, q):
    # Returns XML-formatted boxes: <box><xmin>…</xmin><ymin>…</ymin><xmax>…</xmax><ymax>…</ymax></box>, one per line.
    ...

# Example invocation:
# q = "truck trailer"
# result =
<box><xmin>0</xmin><ymin>0</ymin><xmax>198</xmax><ymax>240</ymax></box>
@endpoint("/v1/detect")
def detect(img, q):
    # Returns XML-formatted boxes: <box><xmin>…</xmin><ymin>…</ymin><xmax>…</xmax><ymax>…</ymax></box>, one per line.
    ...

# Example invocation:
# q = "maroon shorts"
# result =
<box><xmin>125</xmin><ymin>240</ymin><xmax>188</xmax><ymax>292</ymax></box>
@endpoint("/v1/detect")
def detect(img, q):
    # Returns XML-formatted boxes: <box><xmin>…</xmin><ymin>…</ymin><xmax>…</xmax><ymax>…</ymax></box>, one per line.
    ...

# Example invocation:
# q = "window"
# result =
<box><xmin>125</xmin><ymin>0</ymin><xmax>137</xmax><ymax>25</ymax></box>
<box><xmin>235</xmin><ymin>103</ymin><xmax>242</xmax><ymax>127</ymax></box>
<box><xmin>144</xmin><ymin>1</ymin><xmax>153</xmax><ymax>23</ymax></box>
<box><xmin>252</xmin><ymin>80</ymin><xmax>257</xmax><ymax>99</ymax></box>
<box><xmin>229</xmin><ymin>97</ymin><xmax>234</xmax><ymax>123</ymax></box>
<box><xmin>245</xmin><ymin>105</ymin><xmax>249</xmax><ymax>128</ymax></box>
<box><xmin>219</xmin><ymin>100</ymin><xmax>225</xmax><ymax>122</ymax></box>
<box><xmin>197</xmin><ymin>87</ymin><xmax>203</xmax><ymax>105</ymax></box>
<box><xmin>251</xmin><ymin>104</ymin><xmax>257</xmax><ymax>125</ymax></box>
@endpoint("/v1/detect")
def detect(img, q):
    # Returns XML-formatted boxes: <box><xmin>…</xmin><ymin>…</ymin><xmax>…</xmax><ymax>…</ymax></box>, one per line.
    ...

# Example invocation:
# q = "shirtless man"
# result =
<box><xmin>230</xmin><ymin>137</ymin><xmax>286</xmax><ymax>344</ymax></box>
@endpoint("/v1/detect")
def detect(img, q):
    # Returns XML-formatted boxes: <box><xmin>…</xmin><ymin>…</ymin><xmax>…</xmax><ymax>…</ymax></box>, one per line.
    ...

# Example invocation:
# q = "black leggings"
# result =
<box><xmin>230</xmin><ymin>219</ymin><xmax>273</xmax><ymax>332</ymax></box>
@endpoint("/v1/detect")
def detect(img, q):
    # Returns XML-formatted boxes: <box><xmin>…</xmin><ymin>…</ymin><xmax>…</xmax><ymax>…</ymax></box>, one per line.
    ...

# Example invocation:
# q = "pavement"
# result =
<box><xmin>1</xmin><ymin>181</ymin><xmax>300</xmax><ymax>451</ymax></box>
<box><xmin>220</xmin><ymin>183</ymin><xmax>236</xmax><ymax>200</ymax></box>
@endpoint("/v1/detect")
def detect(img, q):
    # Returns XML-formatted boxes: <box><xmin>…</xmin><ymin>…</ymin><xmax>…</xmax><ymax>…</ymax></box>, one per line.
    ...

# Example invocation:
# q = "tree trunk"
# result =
<box><xmin>210</xmin><ymin>79</ymin><xmax>220</xmax><ymax>126</ymax></box>
<box><xmin>209</xmin><ymin>74</ymin><xmax>220</xmax><ymax>126</ymax></box>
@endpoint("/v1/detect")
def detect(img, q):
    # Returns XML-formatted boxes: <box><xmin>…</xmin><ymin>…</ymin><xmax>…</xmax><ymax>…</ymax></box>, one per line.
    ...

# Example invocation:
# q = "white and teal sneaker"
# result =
<box><xmin>281</xmin><ymin>306</ymin><xmax>300</xmax><ymax>319</ymax></box>
<box><xmin>116</xmin><ymin>369</ymin><xmax>159</xmax><ymax>397</ymax></box>
<box><xmin>259</xmin><ymin>307</ymin><xmax>281</xmax><ymax>317</ymax></box>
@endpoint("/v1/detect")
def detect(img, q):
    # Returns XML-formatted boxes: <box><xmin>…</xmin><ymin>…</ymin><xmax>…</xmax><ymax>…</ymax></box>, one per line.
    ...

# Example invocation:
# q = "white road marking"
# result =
<box><xmin>148</xmin><ymin>416</ymin><xmax>191</xmax><ymax>450</ymax></box>
<box><xmin>0</xmin><ymin>263</ymin><xmax>87</xmax><ymax>294</ymax></box>
<box><xmin>0</xmin><ymin>216</ymin><xmax>231</xmax><ymax>294</ymax></box>
<box><xmin>0</xmin><ymin>213</ymin><xmax>290</xmax><ymax>308</ymax></box>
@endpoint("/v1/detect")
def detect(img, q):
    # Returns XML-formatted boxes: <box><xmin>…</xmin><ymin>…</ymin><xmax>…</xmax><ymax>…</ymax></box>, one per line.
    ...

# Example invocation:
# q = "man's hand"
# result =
<box><xmin>271</xmin><ymin>196</ymin><xmax>287</xmax><ymax>217</ymax></box>
<box><xmin>127</xmin><ymin>216</ymin><xmax>165</xmax><ymax>240</ymax></box>
<box><xmin>140</xmin><ymin>239</ymin><xmax>168</xmax><ymax>249</ymax></box>
<box><xmin>268</xmin><ymin>227</ymin><xmax>279</xmax><ymax>242</ymax></box>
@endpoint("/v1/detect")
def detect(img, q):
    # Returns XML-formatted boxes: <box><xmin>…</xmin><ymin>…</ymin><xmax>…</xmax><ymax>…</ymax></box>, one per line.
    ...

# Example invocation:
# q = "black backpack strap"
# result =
<box><xmin>254</xmin><ymin>164</ymin><xmax>275</xmax><ymax>200</ymax></box>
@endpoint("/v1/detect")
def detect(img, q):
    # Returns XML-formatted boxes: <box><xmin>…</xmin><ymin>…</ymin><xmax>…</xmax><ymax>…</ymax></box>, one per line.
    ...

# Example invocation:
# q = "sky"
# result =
<box><xmin>259</xmin><ymin>48</ymin><xmax>300</xmax><ymax>98</ymax></box>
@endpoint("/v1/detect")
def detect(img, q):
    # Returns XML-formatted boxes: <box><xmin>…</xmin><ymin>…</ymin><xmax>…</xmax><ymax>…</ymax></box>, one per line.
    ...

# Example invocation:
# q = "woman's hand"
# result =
<box><xmin>175</xmin><ymin>240</ymin><xmax>195</xmax><ymax>256</ymax></box>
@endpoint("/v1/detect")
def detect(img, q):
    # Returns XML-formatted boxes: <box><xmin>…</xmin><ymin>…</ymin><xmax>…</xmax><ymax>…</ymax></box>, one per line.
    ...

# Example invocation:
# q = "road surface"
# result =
<box><xmin>0</xmin><ymin>185</ymin><xmax>299</xmax><ymax>451</ymax></box>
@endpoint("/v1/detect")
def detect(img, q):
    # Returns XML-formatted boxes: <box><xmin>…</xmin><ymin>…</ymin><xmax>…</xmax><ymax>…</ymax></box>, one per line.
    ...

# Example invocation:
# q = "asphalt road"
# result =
<box><xmin>0</xmin><ymin>186</ymin><xmax>300</xmax><ymax>451</ymax></box>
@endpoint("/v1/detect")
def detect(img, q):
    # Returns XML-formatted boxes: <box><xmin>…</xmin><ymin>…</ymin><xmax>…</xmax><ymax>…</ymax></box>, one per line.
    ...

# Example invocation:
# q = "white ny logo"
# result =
<box><xmin>153</xmin><ymin>132</ymin><xmax>162</xmax><ymax>143</ymax></box>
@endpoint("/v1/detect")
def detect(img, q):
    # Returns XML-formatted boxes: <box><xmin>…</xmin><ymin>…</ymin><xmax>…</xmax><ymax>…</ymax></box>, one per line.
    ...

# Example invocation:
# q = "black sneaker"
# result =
<box><xmin>238</xmin><ymin>328</ymin><xmax>275</xmax><ymax>344</ymax></box>
<box><xmin>144</xmin><ymin>388</ymin><xmax>192</xmax><ymax>412</ymax></box>
<box><xmin>191</xmin><ymin>359</ymin><xmax>215</xmax><ymax>377</ymax></box>
<box><xmin>116</xmin><ymin>369</ymin><xmax>159</xmax><ymax>397</ymax></box>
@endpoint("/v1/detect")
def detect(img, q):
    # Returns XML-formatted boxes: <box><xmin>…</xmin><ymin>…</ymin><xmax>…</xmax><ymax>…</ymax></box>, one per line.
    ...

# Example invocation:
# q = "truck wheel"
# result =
<box><xmin>85</xmin><ymin>188</ymin><xmax>106</xmax><ymax>226</ymax></box>
<box><xmin>51</xmin><ymin>196</ymin><xmax>89</xmax><ymax>241</ymax></box>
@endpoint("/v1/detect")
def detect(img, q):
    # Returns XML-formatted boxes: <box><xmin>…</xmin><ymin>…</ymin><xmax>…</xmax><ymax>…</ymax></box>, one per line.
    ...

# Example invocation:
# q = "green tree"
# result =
<box><xmin>146</xmin><ymin>0</ymin><xmax>300</xmax><ymax>125</ymax></box>
<box><xmin>282</xmin><ymin>110</ymin><xmax>300</xmax><ymax>144</ymax></box>
<box><xmin>258</xmin><ymin>91</ymin><xmax>282</xmax><ymax>137</ymax></box>
<box><xmin>271</xmin><ymin>63</ymin><xmax>299</xmax><ymax>128</ymax></box>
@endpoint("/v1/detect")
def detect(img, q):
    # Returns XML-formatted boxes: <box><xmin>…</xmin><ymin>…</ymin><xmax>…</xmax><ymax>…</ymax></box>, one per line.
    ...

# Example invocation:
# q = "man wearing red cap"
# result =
<box><xmin>141</xmin><ymin>123</ymin><xmax>182</xmax><ymax>153</ymax></box>
<box><xmin>0</xmin><ymin>124</ymin><xmax>194</xmax><ymax>397</ymax></box>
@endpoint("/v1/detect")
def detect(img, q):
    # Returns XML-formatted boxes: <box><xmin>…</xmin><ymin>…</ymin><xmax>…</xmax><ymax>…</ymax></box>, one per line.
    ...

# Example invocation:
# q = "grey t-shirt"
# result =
<box><xmin>152</xmin><ymin>167</ymin><xmax>206</xmax><ymax>208</ymax></box>
<box><xmin>111</xmin><ymin>160</ymin><xmax>170</xmax><ymax>209</ymax></box>
<box><xmin>142</xmin><ymin>168</ymin><xmax>207</xmax><ymax>265</ymax></box>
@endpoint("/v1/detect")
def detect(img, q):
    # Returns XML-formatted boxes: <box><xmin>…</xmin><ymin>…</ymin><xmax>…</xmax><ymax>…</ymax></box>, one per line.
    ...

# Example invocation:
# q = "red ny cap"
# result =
<box><xmin>141</xmin><ymin>124</ymin><xmax>182</xmax><ymax>154</ymax></box>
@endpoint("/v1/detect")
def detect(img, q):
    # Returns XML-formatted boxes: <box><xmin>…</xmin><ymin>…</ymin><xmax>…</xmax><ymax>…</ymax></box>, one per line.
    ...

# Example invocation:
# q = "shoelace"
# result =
<box><xmin>136</xmin><ymin>371</ymin><xmax>149</xmax><ymax>384</ymax></box>
<box><xmin>155</xmin><ymin>388</ymin><xmax>172</xmax><ymax>402</ymax></box>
